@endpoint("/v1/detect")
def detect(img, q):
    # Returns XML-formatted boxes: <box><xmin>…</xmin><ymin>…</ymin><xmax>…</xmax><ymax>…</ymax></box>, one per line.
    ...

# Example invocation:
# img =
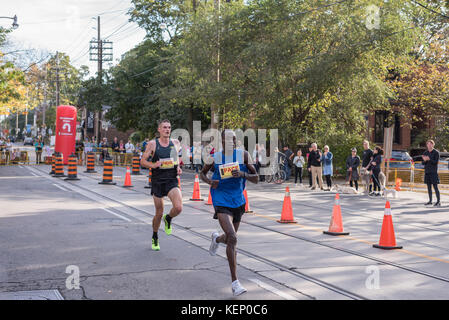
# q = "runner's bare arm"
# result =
<box><xmin>140</xmin><ymin>140</ymin><xmax>160</xmax><ymax>169</ymax></box>
<box><xmin>201</xmin><ymin>162</ymin><xmax>219</xmax><ymax>189</ymax></box>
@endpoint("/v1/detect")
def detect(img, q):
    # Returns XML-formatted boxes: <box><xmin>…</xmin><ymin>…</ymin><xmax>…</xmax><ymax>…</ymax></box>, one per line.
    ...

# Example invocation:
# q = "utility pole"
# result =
<box><xmin>89</xmin><ymin>16</ymin><xmax>112</xmax><ymax>144</ymax></box>
<box><xmin>95</xmin><ymin>16</ymin><xmax>101</xmax><ymax>144</ymax></box>
<box><xmin>55</xmin><ymin>51</ymin><xmax>60</xmax><ymax>107</ymax></box>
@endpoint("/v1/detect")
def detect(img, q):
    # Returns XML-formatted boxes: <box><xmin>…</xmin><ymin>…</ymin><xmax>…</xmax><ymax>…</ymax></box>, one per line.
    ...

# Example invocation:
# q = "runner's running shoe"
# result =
<box><xmin>232</xmin><ymin>280</ymin><xmax>247</xmax><ymax>296</ymax></box>
<box><xmin>152</xmin><ymin>238</ymin><xmax>160</xmax><ymax>251</ymax></box>
<box><xmin>163</xmin><ymin>214</ymin><xmax>172</xmax><ymax>235</ymax></box>
<box><xmin>209</xmin><ymin>232</ymin><xmax>219</xmax><ymax>256</ymax></box>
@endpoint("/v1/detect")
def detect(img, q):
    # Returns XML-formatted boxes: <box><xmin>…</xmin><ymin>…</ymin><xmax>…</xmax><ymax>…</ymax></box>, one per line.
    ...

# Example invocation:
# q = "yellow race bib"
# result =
<box><xmin>219</xmin><ymin>162</ymin><xmax>240</xmax><ymax>179</ymax></box>
<box><xmin>160</xmin><ymin>158</ymin><xmax>176</xmax><ymax>169</ymax></box>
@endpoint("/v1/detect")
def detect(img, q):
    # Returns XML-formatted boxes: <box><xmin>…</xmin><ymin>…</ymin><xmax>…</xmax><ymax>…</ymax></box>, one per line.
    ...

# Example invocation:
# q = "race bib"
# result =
<box><xmin>160</xmin><ymin>158</ymin><xmax>176</xmax><ymax>169</ymax></box>
<box><xmin>219</xmin><ymin>162</ymin><xmax>240</xmax><ymax>179</ymax></box>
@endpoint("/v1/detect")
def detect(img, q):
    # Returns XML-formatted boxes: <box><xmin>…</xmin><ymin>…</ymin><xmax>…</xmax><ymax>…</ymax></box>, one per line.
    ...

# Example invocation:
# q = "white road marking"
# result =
<box><xmin>248</xmin><ymin>278</ymin><xmax>296</xmax><ymax>300</ymax></box>
<box><xmin>102</xmin><ymin>208</ymin><xmax>132</xmax><ymax>222</ymax></box>
<box><xmin>30</xmin><ymin>172</ymin><xmax>39</xmax><ymax>177</ymax></box>
<box><xmin>52</xmin><ymin>183</ymin><xmax>69</xmax><ymax>192</ymax></box>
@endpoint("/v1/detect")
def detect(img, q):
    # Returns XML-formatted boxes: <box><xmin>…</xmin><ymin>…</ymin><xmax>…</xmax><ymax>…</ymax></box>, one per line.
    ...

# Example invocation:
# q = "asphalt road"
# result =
<box><xmin>1</xmin><ymin>164</ymin><xmax>449</xmax><ymax>300</ymax></box>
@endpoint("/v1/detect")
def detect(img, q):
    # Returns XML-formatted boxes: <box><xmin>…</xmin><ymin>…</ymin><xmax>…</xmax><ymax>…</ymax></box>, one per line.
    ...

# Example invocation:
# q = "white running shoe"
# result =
<box><xmin>209</xmin><ymin>232</ymin><xmax>219</xmax><ymax>256</ymax></box>
<box><xmin>232</xmin><ymin>280</ymin><xmax>247</xmax><ymax>296</ymax></box>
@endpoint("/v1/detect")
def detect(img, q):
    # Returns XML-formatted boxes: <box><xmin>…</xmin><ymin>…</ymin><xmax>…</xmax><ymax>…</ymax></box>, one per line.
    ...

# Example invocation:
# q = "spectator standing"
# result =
<box><xmin>99</xmin><ymin>137</ymin><xmax>109</xmax><ymax>162</ymax></box>
<box><xmin>309</xmin><ymin>143</ymin><xmax>324</xmax><ymax>190</ymax></box>
<box><xmin>321</xmin><ymin>145</ymin><xmax>333</xmax><ymax>191</ymax></box>
<box><xmin>34</xmin><ymin>138</ymin><xmax>44</xmax><ymax>164</ymax></box>
<box><xmin>258</xmin><ymin>144</ymin><xmax>266</xmax><ymax>182</ymax></box>
<box><xmin>253</xmin><ymin>144</ymin><xmax>262</xmax><ymax>179</ymax></box>
<box><xmin>367</xmin><ymin>146</ymin><xmax>383</xmax><ymax>196</ymax></box>
<box><xmin>193</xmin><ymin>141</ymin><xmax>203</xmax><ymax>173</ymax></box>
<box><xmin>282</xmin><ymin>145</ymin><xmax>294</xmax><ymax>181</ymax></box>
<box><xmin>307</xmin><ymin>147</ymin><xmax>313</xmax><ymax>187</ymax></box>
<box><xmin>346</xmin><ymin>148</ymin><xmax>361</xmax><ymax>191</ymax></box>
<box><xmin>361</xmin><ymin>140</ymin><xmax>374</xmax><ymax>194</ymax></box>
<box><xmin>422</xmin><ymin>140</ymin><xmax>441</xmax><ymax>207</ymax></box>
<box><xmin>5</xmin><ymin>138</ymin><xmax>12</xmax><ymax>163</ymax></box>
<box><xmin>111</xmin><ymin>137</ymin><xmax>120</xmax><ymax>164</ymax></box>
<box><xmin>293</xmin><ymin>150</ymin><xmax>305</xmax><ymax>186</ymax></box>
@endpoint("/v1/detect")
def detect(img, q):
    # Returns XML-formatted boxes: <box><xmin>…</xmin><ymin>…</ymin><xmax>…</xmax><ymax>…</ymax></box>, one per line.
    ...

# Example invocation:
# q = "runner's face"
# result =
<box><xmin>158</xmin><ymin>123</ymin><xmax>171</xmax><ymax>138</ymax></box>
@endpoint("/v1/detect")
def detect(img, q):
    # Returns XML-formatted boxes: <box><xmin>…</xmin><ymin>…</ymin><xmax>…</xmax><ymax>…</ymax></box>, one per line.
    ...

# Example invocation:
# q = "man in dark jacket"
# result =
<box><xmin>309</xmin><ymin>143</ymin><xmax>323</xmax><ymax>190</ymax></box>
<box><xmin>423</xmin><ymin>140</ymin><xmax>441</xmax><ymax>207</ymax></box>
<box><xmin>361</xmin><ymin>140</ymin><xmax>374</xmax><ymax>193</ymax></box>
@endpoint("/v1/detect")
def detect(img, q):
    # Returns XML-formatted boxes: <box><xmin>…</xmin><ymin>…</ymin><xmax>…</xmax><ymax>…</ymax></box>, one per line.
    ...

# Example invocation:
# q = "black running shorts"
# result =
<box><xmin>213</xmin><ymin>204</ymin><xmax>246</xmax><ymax>223</ymax></box>
<box><xmin>151</xmin><ymin>179</ymin><xmax>179</xmax><ymax>198</ymax></box>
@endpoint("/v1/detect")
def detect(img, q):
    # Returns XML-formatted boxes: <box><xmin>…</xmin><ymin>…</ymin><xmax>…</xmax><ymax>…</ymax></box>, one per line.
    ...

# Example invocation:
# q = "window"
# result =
<box><xmin>374</xmin><ymin>111</ymin><xmax>401</xmax><ymax>144</ymax></box>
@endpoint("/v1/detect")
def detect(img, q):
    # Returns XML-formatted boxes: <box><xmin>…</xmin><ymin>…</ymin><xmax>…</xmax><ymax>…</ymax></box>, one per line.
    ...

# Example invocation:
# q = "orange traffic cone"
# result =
<box><xmin>373</xmin><ymin>201</ymin><xmax>402</xmax><ymax>250</ymax></box>
<box><xmin>395</xmin><ymin>178</ymin><xmax>402</xmax><ymax>191</ymax></box>
<box><xmin>277</xmin><ymin>187</ymin><xmax>297</xmax><ymax>224</ymax></box>
<box><xmin>190</xmin><ymin>174</ymin><xmax>204</xmax><ymax>201</ymax></box>
<box><xmin>243</xmin><ymin>189</ymin><xmax>253</xmax><ymax>213</ymax></box>
<box><xmin>206</xmin><ymin>189</ymin><xmax>213</xmax><ymax>205</ymax></box>
<box><xmin>122</xmin><ymin>166</ymin><xmax>133</xmax><ymax>188</ymax></box>
<box><xmin>178</xmin><ymin>176</ymin><xmax>182</xmax><ymax>190</ymax></box>
<box><xmin>323</xmin><ymin>193</ymin><xmax>349</xmax><ymax>236</ymax></box>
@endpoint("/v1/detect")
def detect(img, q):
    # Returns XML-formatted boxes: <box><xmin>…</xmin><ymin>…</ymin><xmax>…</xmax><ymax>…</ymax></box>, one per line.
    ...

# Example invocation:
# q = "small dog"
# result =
<box><xmin>378</xmin><ymin>171</ymin><xmax>386</xmax><ymax>190</ymax></box>
<box><xmin>331</xmin><ymin>184</ymin><xmax>359</xmax><ymax>194</ymax></box>
<box><xmin>382</xmin><ymin>187</ymin><xmax>398</xmax><ymax>199</ymax></box>
<box><xmin>360</xmin><ymin>168</ymin><xmax>371</xmax><ymax>194</ymax></box>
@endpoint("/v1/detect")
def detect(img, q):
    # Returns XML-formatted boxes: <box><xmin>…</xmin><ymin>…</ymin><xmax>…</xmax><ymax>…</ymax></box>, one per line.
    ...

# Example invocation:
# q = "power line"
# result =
<box><xmin>108</xmin><ymin>25</ymin><xmax>142</xmax><ymax>42</ymax></box>
<box><xmin>104</xmin><ymin>21</ymin><xmax>131</xmax><ymax>39</ymax></box>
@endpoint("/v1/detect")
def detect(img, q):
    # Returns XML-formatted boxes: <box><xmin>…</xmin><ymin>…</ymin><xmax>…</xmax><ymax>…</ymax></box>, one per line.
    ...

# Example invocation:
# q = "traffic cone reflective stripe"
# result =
<box><xmin>190</xmin><ymin>174</ymin><xmax>204</xmax><ymax>201</ymax></box>
<box><xmin>277</xmin><ymin>187</ymin><xmax>297</xmax><ymax>224</ymax></box>
<box><xmin>243</xmin><ymin>189</ymin><xmax>253</xmax><ymax>213</ymax></box>
<box><xmin>373</xmin><ymin>201</ymin><xmax>402</xmax><ymax>250</ymax></box>
<box><xmin>123</xmin><ymin>166</ymin><xmax>133</xmax><ymax>188</ymax></box>
<box><xmin>323</xmin><ymin>193</ymin><xmax>349</xmax><ymax>236</ymax></box>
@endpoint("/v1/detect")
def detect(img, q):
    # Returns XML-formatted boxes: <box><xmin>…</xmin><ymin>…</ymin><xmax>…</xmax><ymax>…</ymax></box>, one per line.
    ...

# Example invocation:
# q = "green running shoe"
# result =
<box><xmin>152</xmin><ymin>238</ymin><xmax>160</xmax><ymax>251</ymax></box>
<box><xmin>163</xmin><ymin>214</ymin><xmax>172</xmax><ymax>235</ymax></box>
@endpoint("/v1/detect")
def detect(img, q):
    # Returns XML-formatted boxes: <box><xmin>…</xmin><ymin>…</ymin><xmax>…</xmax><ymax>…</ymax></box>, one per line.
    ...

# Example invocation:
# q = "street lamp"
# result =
<box><xmin>0</xmin><ymin>15</ymin><xmax>19</xmax><ymax>29</ymax></box>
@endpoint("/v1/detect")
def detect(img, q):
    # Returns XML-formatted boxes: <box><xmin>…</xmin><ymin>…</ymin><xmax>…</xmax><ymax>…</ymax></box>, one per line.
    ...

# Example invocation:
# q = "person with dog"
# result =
<box><xmin>422</xmin><ymin>140</ymin><xmax>441</xmax><ymax>207</ymax></box>
<box><xmin>321</xmin><ymin>145</ymin><xmax>333</xmax><ymax>191</ymax></box>
<box><xmin>346</xmin><ymin>148</ymin><xmax>360</xmax><ymax>191</ymax></box>
<box><xmin>361</xmin><ymin>140</ymin><xmax>374</xmax><ymax>194</ymax></box>
<box><xmin>367</xmin><ymin>146</ymin><xmax>383</xmax><ymax>196</ymax></box>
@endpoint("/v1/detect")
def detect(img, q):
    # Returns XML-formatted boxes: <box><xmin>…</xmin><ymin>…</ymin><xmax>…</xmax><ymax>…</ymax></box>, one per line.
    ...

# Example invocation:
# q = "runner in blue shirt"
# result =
<box><xmin>200</xmin><ymin>129</ymin><xmax>258</xmax><ymax>296</ymax></box>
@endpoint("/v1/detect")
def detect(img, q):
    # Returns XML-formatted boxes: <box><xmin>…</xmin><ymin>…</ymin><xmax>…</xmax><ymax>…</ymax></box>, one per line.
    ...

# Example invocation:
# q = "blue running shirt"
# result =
<box><xmin>210</xmin><ymin>149</ymin><xmax>248</xmax><ymax>208</ymax></box>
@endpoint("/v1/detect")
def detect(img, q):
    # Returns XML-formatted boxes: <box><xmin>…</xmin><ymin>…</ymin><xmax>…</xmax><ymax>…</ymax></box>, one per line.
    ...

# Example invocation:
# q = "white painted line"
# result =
<box><xmin>30</xmin><ymin>172</ymin><xmax>39</xmax><ymax>177</ymax></box>
<box><xmin>248</xmin><ymin>278</ymin><xmax>296</xmax><ymax>300</ymax></box>
<box><xmin>102</xmin><ymin>208</ymin><xmax>132</xmax><ymax>222</ymax></box>
<box><xmin>52</xmin><ymin>183</ymin><xmax>69</xmax><ymax>192</ymax></box>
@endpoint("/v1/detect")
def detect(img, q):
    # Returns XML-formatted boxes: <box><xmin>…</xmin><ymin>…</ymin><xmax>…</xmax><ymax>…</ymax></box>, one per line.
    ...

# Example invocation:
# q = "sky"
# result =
<box><xmin>1</xmin><ymin>0</ymin><xmax>147</xmax><ymax>76</ymax></box>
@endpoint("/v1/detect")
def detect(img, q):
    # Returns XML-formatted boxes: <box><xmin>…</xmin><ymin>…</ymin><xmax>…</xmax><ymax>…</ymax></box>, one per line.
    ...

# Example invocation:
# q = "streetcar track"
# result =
<box><xmin>30</xmin><ymin>166</ymin><xmax>365</xmax><ymax>300</ymax></box>
<box><xmin>31</xmin><ymin>166</ymin><xmax>449</xmax><ymax>298</ymax></box>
